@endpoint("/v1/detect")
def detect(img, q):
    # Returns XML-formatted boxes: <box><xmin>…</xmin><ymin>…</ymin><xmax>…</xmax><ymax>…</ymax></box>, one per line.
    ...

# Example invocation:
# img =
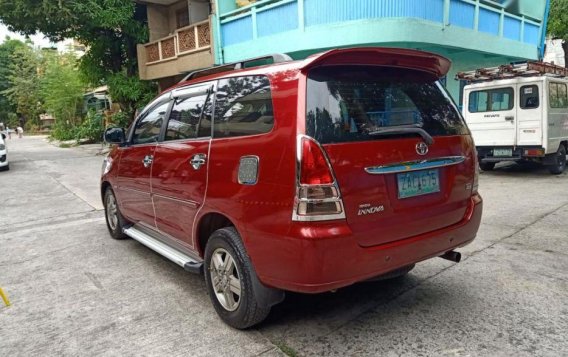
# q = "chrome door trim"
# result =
<box><xmin>152</xmin><ymin>193</ymin><xmax>199</xmax><ymax>208</ymax></box>
<box><xmin>365</xmin><ymin>156</ymin><xmax>466</xmax><ymax>175</ymax></box>
<box><xmin>118</xmin><ymin>186</ymin><xmax>151</xmax><ymax>196</ymax></box>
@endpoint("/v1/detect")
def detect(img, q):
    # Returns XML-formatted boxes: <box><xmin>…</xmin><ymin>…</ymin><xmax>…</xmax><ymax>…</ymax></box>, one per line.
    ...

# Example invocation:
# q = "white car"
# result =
<box><xmin>0</xmin><ymin>132</ymin><xmax>9</xmax><ymax>171</ymax></box>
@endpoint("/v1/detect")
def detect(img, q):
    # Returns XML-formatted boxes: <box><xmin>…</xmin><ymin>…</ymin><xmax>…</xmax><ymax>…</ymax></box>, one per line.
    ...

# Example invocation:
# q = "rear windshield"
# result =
<box><xmin>306</xmin><ymin>66</ymin><xmax>467</xmax><ymax>144</ymax></box>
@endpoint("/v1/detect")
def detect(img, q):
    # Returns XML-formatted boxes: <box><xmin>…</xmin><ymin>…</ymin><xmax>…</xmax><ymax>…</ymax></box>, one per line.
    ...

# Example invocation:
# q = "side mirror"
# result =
<box><xmin>1</xmin><ymin>133</ymin><xmax>5</xmax><ymax>140</ymax></box>
<box><xmin>104</xmin><ymin>127</ymin><xmax>126</xmax><ymax>144</ymax></box>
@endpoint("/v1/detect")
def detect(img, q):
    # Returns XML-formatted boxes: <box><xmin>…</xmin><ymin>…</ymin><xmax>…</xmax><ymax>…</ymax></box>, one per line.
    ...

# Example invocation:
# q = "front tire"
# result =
<box><xmin>547</xmin><ymin>145</ymin><xmax>566</xmax><ymax>175</ymax></box>
<box><xmin>0</xmin><ymin>164</ymin><xmax>9</xmax><ymax>171</ymax></box>
<box><xmin>104</xmin><ymin>188</ymin><xmax>128</xmax><ymax>239</ymax></box>
<box><xmin>204</xmin><ymin>227</ymin><xmax>271</xmax><ymax>329</ymax></box>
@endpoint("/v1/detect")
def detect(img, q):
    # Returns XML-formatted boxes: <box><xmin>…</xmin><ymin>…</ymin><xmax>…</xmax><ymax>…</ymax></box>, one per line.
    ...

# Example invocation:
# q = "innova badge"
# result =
<box><xmin>416</xmin><ymin>142</ymin><xmax>429</xmax><ymax>156</ymax></box>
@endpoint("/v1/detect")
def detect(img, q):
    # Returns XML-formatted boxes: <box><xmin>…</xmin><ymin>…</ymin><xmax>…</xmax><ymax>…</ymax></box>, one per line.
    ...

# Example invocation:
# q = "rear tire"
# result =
<box><xmin>204</xmin><ymin>227</ymin><xmax>271</xmax><ymax>329</ymax></box>
<box><xmin>547</xmin><ymin>145</ymin><xmax>566</xmax><ymax>175</ymax></box>
<box><xmin>104</xmin><ymin>188</ymin><xmax>128</xmax><ymax>240</ymax></box>
<box><xmin>479</xmin><ymin>162</ymin><xmax>495</xmax><ymax>171</ymax></box>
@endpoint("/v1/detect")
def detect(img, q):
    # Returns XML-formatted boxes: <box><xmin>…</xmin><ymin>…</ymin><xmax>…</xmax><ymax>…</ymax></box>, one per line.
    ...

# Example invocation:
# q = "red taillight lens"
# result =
<box><xmin>300</xmin><ymin>138</ymin><xmax>333</xmax><ymax>185</ymax></box>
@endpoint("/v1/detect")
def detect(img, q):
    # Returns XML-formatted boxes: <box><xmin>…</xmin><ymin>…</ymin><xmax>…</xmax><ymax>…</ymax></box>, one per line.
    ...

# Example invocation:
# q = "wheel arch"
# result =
<box><xmin>195</xmin><ymin>211</ymin><xmax>239</xmax><ymax>257</ymax></box>
<box><xmin>101</xmin><ymin>181</ymin><xmax>112</xmax><ymax>205</ymax></box>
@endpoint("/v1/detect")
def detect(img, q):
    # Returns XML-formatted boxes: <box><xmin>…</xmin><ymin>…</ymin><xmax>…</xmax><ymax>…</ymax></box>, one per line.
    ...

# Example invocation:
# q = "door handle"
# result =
<box><xmin>505</xmin><ymin>116</ymin><xmax>515</xmax><ymax>122</ymax></box>
<box><xmin>189</xmin><ymin>154</ymin><xmax>207</xmax><ymax>170</ymax></box>
<box><xmin>142</xmin><ymin>155</ymin><xmax>153</xmax><ymax>168</ymax></box>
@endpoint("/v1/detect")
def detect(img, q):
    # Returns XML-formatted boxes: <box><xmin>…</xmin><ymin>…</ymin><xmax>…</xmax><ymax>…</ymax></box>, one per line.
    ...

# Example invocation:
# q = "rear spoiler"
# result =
<box><xmin>300</xmin><ymin>47</ymin><xmax>451</xmax><ymax>78</ymax></box>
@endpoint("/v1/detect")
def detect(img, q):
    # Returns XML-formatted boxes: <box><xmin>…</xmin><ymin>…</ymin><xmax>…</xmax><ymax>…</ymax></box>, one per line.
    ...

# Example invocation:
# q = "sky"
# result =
<box><xmin>0</xmin><ymin>22</ymin><xmax>57</xmax><ymax>48</ymax></box>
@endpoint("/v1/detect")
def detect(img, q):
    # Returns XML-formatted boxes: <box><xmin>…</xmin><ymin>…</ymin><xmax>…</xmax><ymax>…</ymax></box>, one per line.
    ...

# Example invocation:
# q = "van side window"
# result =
<box><xmin>520</xmin><ymin>85</ymin><xmax>539</xmax><ymax>109</ymax></box>
<box><xmin>549</xmin><ymin>83</ymin><xmax>568</xmax><ymax>108</ymax></box>
<box><xmin>132</xmin><ymin>101</ymin><xmax>169</xmax><ymax>144</ymax></box>
<box><xmin>213</xmin><ymin>76</ymin><xmax>274</xmax><ymax>138</ymax></box>
<box><xmin>469</xmin><ymin>88</ymin><xmax>513</xmax><ymax>113</ymax></box>
<box><xmin>165</xmin><ymin>93</ymin><xmax>208</xmax><ymax>141</ymax></box>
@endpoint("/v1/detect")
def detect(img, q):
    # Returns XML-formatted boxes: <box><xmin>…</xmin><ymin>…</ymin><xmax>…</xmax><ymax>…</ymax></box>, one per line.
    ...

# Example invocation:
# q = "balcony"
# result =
<box><xmin>215</xmin><ymin>0</ymin><xmax>547</xmax><ymax>63</ymax></box>
<box><xmin>137</xmin><ymin>17</ymin><xmax>215</xmax><ymax>81</ymax></box>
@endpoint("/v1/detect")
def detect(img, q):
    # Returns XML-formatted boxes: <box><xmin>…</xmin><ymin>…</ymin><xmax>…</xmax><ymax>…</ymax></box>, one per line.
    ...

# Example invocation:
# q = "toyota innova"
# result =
<box><xmin>101</xmin><ymin>47</ymin><xmax>483</xmax><ymax>329</ymax></box>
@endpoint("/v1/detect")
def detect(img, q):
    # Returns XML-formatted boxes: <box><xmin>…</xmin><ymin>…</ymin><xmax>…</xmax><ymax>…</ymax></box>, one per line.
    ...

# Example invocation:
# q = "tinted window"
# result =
<box><xmin>469</xmin><ymin>87</ymin><xmax>513</xmax><ymax>113</ymax></box>
<box><xmin>132</xmin><ymin>101</ymin><xmax>169</xmax><ymax>144</ymax></box>
<box><xmin>306</xmin><ymin>66</ymin><xmax>467</xmax><ymax>144</ymax></box>
<box><xmin>549</xmin><ymin>82</ymin><xmax>568</xmax><ymax>108</ymax></box>
<box><xmin>165</xmin><ymin>93</ymin><xmax>208</xmax><ymax>141</ymax></box>
<box><xmin>520</xmin><ymin>85</ymin><xmax>539</xmax><ymax>109</ymax></box>
<box><xmin>214</xmin><ymin>76</ymin><xmax>273</xmax><ymax>138</ymax></box>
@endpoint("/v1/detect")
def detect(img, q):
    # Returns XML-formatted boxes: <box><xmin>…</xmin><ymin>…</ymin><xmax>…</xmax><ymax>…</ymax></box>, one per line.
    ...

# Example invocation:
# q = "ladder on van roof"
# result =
<box><xmin>179</xmin><ymin>53</ymin><xmax>293</xmax><ymax>83</ymax></box>
<box><xmin>456</xmin><ymin>61</ymin><xmax>568</xmax><ymax>83</ymax></box>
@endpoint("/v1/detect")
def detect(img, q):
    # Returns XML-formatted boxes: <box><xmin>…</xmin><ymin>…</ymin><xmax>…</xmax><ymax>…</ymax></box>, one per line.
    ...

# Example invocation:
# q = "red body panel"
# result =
<box><xmin>323</xmin><ymin>136</ymin><xmax>476</xmax><ymax>247</ymax></box>
<box><xmin>101</xmin><ymin>47</ymin><xmax>483</xmax><ymax>295</ymax></box>
<box><xmin>151</xmin><ymin>139</ymin><xmax>210</xmax><ymax>248</ymax></box>
<box><xmin>115</xmin><ymin>144</ymin><xmax>156</xmax><ymax>224</ymax></box>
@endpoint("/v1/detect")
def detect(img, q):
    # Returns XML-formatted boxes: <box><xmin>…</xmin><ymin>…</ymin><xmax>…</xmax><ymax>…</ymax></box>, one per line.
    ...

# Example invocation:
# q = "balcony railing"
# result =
<box><xmin>144</xmin><ymin>18</ymin><xmax>212</xmax><ymax>65</ymax></box>
<box><xmin>218</xmin><ymin>0</ymin><xmax>545</xmax><ymax>49</ymax></box>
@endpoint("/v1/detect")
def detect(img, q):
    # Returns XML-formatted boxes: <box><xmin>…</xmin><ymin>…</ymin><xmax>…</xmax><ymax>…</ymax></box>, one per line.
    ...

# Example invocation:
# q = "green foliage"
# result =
<box><xmin>0</xmin><ymin>38</ymin><xmax>26</xmax><ymax>122</ymax></box>
<box><xmin>74</xmin><ymin>110</ymin><xmax>104</xmax><ymax>143</ymax></box>
<box><xmin>51</xmin><ymin>121</ymin><xmax>78</xmax><ymax>141</ymax></box>
<box><xmin>110</xmin><ymin>111</ymin><xmax>131</xmax><ymax>129</ymax></box>
<box><xmin>548</xmin><ymin>0</ymin><xmax>568</xmax><ymax>67</ymax></box>
<box><xmin>1</xmin><ymin>44</ymin><xmax>42</xmax><ymax>125</ymax></box>
<box><xmin>0</xmin><ymin>0</ymin><xmax>156</xmax><ymax>118</ymax></box>
<box><xmin>107</xmin><ymin>72</ymin><xmax>157</xmax><ymax>115</ymax></box>
<box><xmin>41</xmin><ymin>52</ymin><xmax>84</xmax><ymax>127</ymax></box>
<box><xmin>548</xmin><ymin>0</ymin><xmax>568</xmax><ymax>39</ymax></box>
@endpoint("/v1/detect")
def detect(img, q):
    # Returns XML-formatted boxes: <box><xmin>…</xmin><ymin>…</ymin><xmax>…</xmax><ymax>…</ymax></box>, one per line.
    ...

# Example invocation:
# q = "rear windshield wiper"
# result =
<box><xmin>367</xmin><ymin>127</ymin><xmax>434</xmax><ymax>145</ymax></box>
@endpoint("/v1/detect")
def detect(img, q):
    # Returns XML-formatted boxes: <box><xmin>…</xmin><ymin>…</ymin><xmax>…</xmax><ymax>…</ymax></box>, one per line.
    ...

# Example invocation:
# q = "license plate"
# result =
<box><xmin>397</xmin><ymin>169</ymin><xmax>440</xmax><ymax>199</ymax></box>
<box><xmin>493</xmin><ymin>148</ymin><xmax>512</xmax><ymax>157</ymax></box>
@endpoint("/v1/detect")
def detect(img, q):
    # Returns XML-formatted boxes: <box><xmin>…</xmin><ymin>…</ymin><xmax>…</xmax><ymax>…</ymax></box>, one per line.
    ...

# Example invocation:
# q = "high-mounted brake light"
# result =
<box><xmin>293</xmin><ymin>136</ymin><xmax>346</xmax><ymax>222</ymax></box>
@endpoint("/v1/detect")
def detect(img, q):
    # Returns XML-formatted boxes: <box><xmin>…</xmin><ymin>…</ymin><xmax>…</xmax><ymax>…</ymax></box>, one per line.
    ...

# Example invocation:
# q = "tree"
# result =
<box><xmin>547</xmin><ymin>0</ymin><xmax>568</xmax><ymax>67</ymax></box>
<box><xmin>0</xmin><ymin>0</ymin><xmax>157</xmax><ymax>119</ymax></box>
<box><xmin>41</xmin><ymin>52</ymin><xmax>84</xmax><ymax>127</ymax></box>
<box><xmin>0</xmin><ymin>37</ymin><xmax>26</xmax><ymax>123</ymax></box>
<box><xmin>2</xmin><ymin>43</ymin><xmax>43</xmax><ymax>127</ymax></box>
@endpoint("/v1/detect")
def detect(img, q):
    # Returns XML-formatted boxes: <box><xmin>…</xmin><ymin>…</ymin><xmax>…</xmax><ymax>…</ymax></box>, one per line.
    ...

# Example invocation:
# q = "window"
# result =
<box><xmin>468</xmin><ymin>87</ymin><xmax>513</xmax><ymax>113</ymax></box>
<box><xmin>165</xmin><ymin>93</ymin><xmax>209</xmax><ymax>141</ymax></box>
<box><xmin>306</xmin><ymin>66</ymin><xmax>467</xmax><ymax>144</ymax></box>
<box><xmin>213</xmin><ymin>76</ymin><xmax>274</xmax><ymax>138</ymax></box>
<box><xmin>132</xmin><ymin>101</ymin><xmax>169</xmax><ymax>144</ymax></box>
<box><xmin>176</xmin><ymin>9</ymin><xmax>189</xmax><ymax>29</ymax></box>
<box><xmin>549</xmin><ymin>82</ymin><xmax>568</xmax><ymax>108</ymax></box>
<box><xmin>520</xmin><ymin>85</ymin><xmax>539</xmax><ymax>109</ymax></box>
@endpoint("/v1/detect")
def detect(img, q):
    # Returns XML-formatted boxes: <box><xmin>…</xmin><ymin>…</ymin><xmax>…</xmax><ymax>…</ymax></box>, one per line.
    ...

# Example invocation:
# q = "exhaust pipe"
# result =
<box><xmin>439</xmin><ymin>250</ymin><xmax>461</xmax><ymax>263</ymax></box>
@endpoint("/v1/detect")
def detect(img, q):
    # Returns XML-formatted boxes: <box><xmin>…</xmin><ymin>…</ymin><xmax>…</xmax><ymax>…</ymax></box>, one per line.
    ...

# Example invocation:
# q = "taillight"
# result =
<box><xmin>293</xmin><ymin>136</ymin><xmax>346</xmax><ymax>221</ymax></box>
<box><xmin>472</xmin><ymin>150</ymin><xmax>479</xmax><ymax>194</ymax></box>
<box><xmin>300</xmin><ymin>139</ymin><xmax>333</xmax><ymax>185</ymax></box>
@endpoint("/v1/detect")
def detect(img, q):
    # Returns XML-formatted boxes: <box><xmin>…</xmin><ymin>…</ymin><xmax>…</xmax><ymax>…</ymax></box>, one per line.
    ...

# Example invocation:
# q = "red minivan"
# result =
<box><xmin>101</xmin><ymin>47</ymin><xmax>482</xmax><ymax>329</ymax></box>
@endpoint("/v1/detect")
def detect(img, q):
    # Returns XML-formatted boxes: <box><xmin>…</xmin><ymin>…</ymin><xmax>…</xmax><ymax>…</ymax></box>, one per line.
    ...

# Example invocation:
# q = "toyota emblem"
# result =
<box><xmin>416</xmin><ymin>142</ymin><xmax>429</xmax><ymax>156</ymax></box>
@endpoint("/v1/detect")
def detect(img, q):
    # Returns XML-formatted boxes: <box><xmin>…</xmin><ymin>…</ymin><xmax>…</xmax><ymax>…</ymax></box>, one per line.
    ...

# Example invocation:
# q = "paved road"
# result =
<box><xmin>0</xmin><ymin>136</ymin><xmax>566</xmax><ymax>356</ymax></box>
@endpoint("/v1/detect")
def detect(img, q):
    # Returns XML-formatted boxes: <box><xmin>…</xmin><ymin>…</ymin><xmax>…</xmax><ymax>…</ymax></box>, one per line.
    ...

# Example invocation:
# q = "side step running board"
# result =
<box><xmin>123</xmin><ymin>226</ymin><xmax>203</xmax><ymax>274</ymax></box>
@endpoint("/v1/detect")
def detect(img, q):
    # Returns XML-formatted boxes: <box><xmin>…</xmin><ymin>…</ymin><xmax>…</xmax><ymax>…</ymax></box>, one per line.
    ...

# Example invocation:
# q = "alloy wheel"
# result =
<box><xmin>209</xmin><ymin>248</ymin><xmax>242</xmax><ymax>311</ymax></box>
<box><xmin>106</xmin><ymin>193</ymin><xmax>119</xmax><ymax>231</ymax></box>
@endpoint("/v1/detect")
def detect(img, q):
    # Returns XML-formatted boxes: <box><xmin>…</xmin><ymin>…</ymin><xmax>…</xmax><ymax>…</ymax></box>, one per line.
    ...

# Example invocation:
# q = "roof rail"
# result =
<box><xmin>456</xmin><ymin>61</ymin><xmax>568</xmax><ymax>83</ymax></box>
<box><xmin>179</xmin><ymin>53</ymin><xmax>293</xmax><ymax>83</ymax></box>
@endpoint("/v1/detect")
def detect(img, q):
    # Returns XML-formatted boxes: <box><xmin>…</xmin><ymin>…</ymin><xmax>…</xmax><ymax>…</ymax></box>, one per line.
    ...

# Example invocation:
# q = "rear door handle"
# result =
<box><xmin>505</xmin><ymin>116</ymin><xmax>515</xmax><ymax>121</ymax></box>
<box><xmin>142</xmin><ymin>155</ymin><xmax>153</xmax><ymax>168</ymax></box>
<box><xmin>189</xmin><ymin>154</ymin><xmax>207</xmax><ymax>170</ymax></box>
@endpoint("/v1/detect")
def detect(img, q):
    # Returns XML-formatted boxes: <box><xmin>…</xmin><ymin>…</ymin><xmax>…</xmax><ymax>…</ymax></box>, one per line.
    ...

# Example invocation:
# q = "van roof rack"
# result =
<box><xmin>180</xmin><ymin>53</ymin><xmax>293</xmax><ymax>83</ymax></box>
<box><xmin>456</xmin><ymin>61</ymin><xmax>568</xmax><ymax>83</ymax></box>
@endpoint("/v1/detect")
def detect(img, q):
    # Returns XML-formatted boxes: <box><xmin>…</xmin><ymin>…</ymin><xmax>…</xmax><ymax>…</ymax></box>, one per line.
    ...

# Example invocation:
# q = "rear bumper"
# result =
<box><xmin>477</xmin><ymin>146</ymin><xmax>544</xmax><ymax>162</ymax></box>
<box><xmin>250</xmin><ymin>194</ymin><xmax>483</xmax><ymax>294</ymax></box>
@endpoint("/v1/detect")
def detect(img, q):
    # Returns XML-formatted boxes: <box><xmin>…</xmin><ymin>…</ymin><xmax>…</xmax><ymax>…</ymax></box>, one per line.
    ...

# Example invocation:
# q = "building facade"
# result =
<box><xmin>137</xmin><ymin>0</ymin><xmax>550</xmax><ymax>105</ymax></box>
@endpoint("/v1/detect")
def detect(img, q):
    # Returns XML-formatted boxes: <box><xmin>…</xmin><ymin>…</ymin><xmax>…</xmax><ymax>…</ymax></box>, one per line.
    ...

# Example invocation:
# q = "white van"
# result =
<box><xmin>463</xmin><ymin>75</ymin><xmax>568</xmax><ymax>174</ymax></box>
